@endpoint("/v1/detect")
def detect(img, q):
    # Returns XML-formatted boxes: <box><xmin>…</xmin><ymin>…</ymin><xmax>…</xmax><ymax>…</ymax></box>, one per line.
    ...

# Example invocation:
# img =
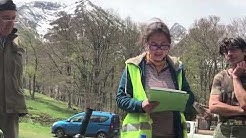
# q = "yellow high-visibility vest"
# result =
<box><xmin>121</xmin><ymin>63</ymin><xmax>187</xmax><ymax>138</ymax></box>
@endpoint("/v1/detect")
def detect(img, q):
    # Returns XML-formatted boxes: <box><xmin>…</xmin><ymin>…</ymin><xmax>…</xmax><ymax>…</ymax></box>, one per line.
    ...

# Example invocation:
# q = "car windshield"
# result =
<box><xmin>69</xmin><ymin>114</ymin><xmax>84</xmax><ymax>122</ymax></box>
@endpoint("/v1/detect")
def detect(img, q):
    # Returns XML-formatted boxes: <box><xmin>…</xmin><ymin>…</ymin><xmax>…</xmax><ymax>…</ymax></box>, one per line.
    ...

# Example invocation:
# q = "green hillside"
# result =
<box><xmin>19</xmin><ymin>91</ymin><xmax>79</xmax><ymax>138</ymax></box>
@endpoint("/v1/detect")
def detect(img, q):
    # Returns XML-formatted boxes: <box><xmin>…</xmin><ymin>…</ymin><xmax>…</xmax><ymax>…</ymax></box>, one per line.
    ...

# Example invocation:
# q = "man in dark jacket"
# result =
<box><xmin>0</xmin><ymin>0</ymin><xmax>28</xmax><ymax>138</ymax></box>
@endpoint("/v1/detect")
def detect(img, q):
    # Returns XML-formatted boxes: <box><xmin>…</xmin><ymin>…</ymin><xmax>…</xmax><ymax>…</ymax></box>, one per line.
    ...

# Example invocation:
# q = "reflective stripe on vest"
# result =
<box><xmin>122</xmin><ymin>122</ymin><xmax>152</xmax><ymax>132</ymax></box>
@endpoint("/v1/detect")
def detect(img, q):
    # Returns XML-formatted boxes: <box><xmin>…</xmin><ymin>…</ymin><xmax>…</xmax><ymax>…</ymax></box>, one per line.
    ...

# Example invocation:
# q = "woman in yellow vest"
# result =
<box><xmin>116</xmin><ymin>18</ymin><xmax>194</xmax><ymax>138</ymax></box>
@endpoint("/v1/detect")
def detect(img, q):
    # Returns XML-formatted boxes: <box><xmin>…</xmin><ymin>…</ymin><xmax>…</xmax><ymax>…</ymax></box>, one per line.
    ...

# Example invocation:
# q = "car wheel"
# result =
<box><xmin>97</xmin><ymin>132</ymin><xmax>107</xmax><ymax>138</ymax></box>
<box><xmin>55</xmin><ymin>128</ymin><xmax>65</xmax><ymax>138</ymax></box>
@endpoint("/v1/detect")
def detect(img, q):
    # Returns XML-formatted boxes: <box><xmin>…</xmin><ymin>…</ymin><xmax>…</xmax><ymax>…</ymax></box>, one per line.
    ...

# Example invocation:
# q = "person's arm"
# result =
<box><xmin>116</xmin><ymin>68</ymin><xmax>144</xmax><ymax>113</ymax></box>
<box><xmin>209</xmin><ymin>71</ymin><xmax>246</xmax><ymax>116</ymax></box>
<box><xmin>231</xmin><ymin>62</ymin><xmax>246</xmax><ymax>110</ymax></box>
<box><xmin>233</xmin><ymin>78</ymin><xmax>246</xmax><ymax>109</ymax></box>
<box><xmin>209</xmin><ymin>94</ymin><xmax>245</xmax><ymax>116</ymax></box>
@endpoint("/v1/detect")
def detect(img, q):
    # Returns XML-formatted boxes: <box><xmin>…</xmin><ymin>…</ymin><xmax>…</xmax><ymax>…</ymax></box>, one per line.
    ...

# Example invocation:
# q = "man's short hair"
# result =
<box><xmin>0</xmin><ymin>0</ymin><xmax>16</xmax><ymax>11</ymax></box>
<box><xmin>219</xmin><ymin>37</ymin><xmax>246</xmax><ymax>55</ymax></box>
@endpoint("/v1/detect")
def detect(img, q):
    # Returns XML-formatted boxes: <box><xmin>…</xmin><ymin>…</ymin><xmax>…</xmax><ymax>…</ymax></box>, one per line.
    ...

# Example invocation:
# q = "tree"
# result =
<box><xmin>42</xmin><ymin>0</ymin><xmax>141</xmax><ymax>111</ymax></box>
<box><xmin>227</xmin><ymin>18</ymin><xmax>246</xmax><ymax>38</ymax></box>
<box><xmin>19</xmin><ymin>28</ymin><xmax>42</xmax><ymax>99</ymax></box>
<box><xmin>172</xmin><ymin>16</ymin><xmax>227</xmax><ymax>104</ymax></box>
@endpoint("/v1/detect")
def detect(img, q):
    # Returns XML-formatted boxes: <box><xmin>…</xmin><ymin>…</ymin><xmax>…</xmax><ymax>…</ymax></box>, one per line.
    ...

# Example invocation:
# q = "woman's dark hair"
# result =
<box><xmin>219</xmin><ymin>37</ymin><xmax>246</xmax><ymax>55</ymax></box>
<box><xmin>141</xmin><ymin>18</ymin><xmax>171</xmax><ymax>45</ymax></box>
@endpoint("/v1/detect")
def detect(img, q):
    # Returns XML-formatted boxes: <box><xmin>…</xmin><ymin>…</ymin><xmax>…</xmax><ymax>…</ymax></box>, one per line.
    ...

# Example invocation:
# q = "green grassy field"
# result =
<box><xmin>19</xmin><ymin>91</ymin><xmax>79</xmax><ymax>138</ymax></box>
<box><xmin>19</xmin><ymin>122</ymin><xmax>52</xmax><ymax>138</ymax></box>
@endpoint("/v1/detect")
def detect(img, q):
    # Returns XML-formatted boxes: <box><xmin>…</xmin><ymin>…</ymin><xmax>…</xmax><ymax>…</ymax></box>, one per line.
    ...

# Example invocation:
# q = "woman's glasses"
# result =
<box><xmin>148</xmin><ymin>43</ymin><xmax>170</xmax><ymax>51</ymax></box>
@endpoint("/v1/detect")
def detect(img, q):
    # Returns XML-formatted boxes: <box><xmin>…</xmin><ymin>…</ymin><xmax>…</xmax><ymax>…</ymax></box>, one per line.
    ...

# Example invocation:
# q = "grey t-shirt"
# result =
<box><xmin>145</xmin><ymin>63</ymin><xmax>176</xmax><ymax>137</ymax></box>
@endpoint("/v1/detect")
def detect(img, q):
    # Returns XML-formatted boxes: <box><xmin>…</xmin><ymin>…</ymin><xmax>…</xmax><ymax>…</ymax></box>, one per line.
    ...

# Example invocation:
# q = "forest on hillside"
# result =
<box><xmin>16</xmin><ymin>1</ymin><xmax>246</xmax><ymax>118</ymax></box>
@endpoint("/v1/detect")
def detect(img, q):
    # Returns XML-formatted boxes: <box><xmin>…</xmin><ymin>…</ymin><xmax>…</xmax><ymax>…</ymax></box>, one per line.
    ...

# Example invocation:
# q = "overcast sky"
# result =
<box><xmin>14</xmin><ymin>0</ymin><xmax>246</xmax><ymax>28</ymax></box>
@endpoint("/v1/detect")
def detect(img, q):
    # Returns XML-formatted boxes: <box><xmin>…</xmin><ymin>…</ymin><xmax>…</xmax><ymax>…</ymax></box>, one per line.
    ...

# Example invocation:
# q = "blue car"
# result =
<box><xmin>51</xmin><ymin>111</ymin><xmax>120</xmax><ymax>138</ymax></box>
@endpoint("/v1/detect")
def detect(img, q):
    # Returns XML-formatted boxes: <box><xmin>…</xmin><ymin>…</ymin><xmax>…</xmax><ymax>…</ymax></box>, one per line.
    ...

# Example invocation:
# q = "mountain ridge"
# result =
<box><xmin>16</xmin><ymin>0</ymin><xmax>187</xmax><ymax>43</ymax></box>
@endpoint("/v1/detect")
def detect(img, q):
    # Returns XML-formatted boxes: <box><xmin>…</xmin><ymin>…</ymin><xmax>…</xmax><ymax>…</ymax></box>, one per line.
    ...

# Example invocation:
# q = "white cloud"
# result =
<box><xmin>225</xmin><ymin>0</ymin><xmax>246</xmax><ymax>7</ymax></box>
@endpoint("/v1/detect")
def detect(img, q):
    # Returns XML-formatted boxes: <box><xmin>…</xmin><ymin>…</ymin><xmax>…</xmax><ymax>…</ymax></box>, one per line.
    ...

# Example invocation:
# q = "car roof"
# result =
<box><xmin>92</xmin><ymin>111</ymin><xmax>117</xmax><ymax>116</ymax></box>
<box><xmin>75</xmin><ymin>111</ymin><xmax>117</xmax><ymax>116</ymax></box>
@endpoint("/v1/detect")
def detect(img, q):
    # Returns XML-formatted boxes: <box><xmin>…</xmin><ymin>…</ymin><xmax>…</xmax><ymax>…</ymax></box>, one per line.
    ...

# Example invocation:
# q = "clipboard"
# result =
<box><xmin>148</xmin><ymin>87</ymin><xmax>189</xmax><ymax>112</ymax></box>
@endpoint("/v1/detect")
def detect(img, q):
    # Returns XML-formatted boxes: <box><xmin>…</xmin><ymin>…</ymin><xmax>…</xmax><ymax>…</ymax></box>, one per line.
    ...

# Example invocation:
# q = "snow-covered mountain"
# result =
<box><xmin>16</xmin><ymin>1</ymin><xmax>80</xmax><ymax>37</ymax></box>
<box><xmin>15</xmin><ymin>1</ymin><xmax>187</xmax><ymax>43</ymax></box>
<box><xmin>170</xmin><ymin>23</ymin><xmax>187</xmax><ymax>44</ymax></box>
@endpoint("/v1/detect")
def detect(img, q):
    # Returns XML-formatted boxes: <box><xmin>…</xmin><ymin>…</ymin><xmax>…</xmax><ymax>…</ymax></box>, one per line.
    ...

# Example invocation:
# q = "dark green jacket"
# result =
<box><xmin>0</xmin><ymin>28</ymin><xmax>28</xmax><ymax>114</ymax></box>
